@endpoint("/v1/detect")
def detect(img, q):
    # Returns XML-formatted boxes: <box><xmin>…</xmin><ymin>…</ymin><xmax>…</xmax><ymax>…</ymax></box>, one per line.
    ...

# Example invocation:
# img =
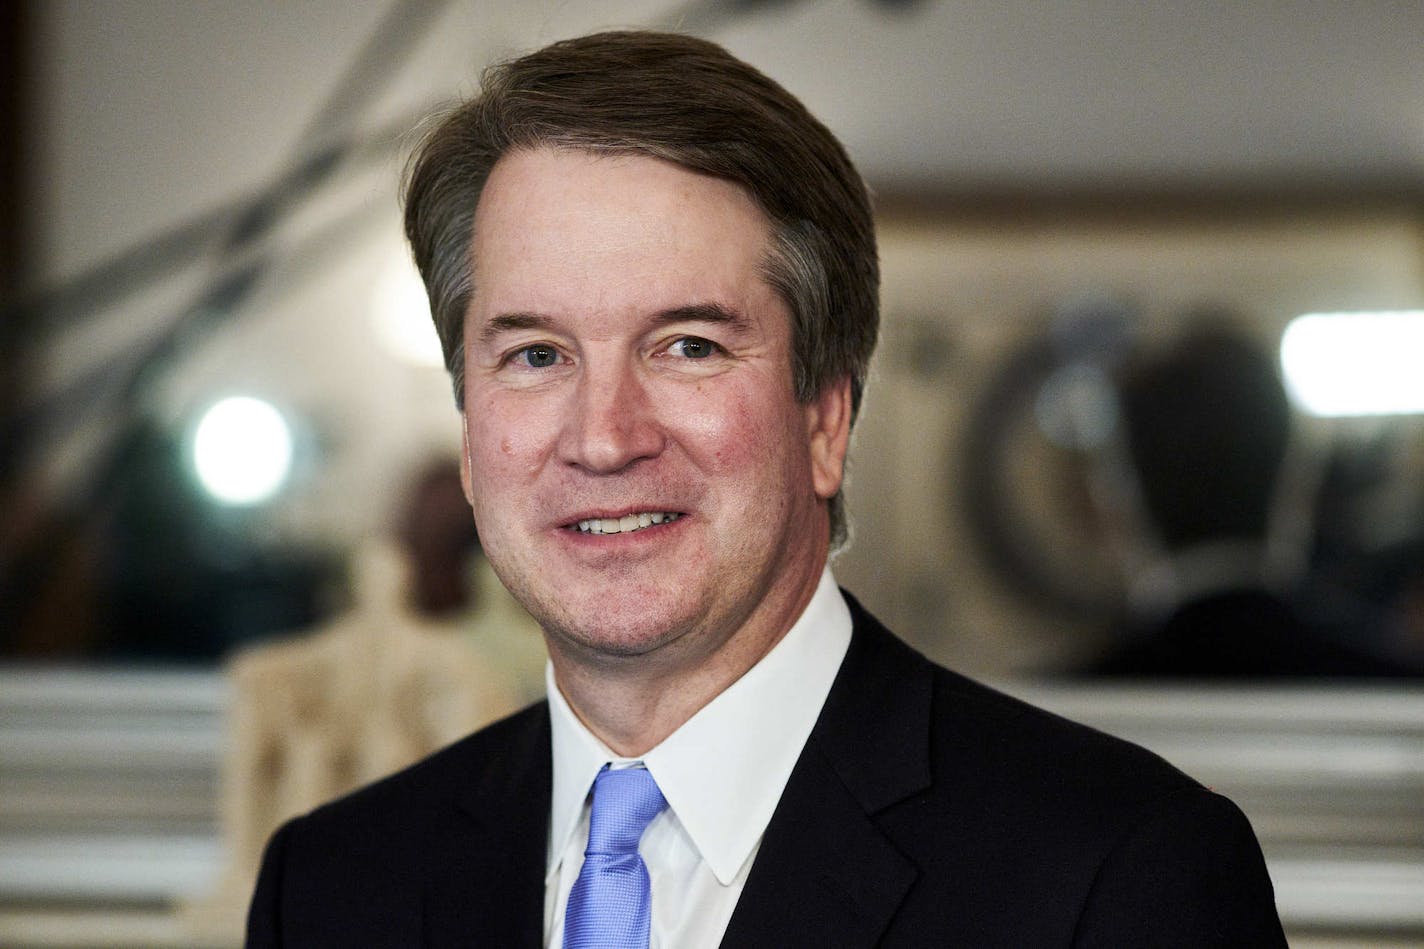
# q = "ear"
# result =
<box><xmin>805</xmin><ymin>376</ymin><xmax>853</xmax><ymax>500</ymax></box>
<box><xmin>459</xmin><ymin>418</ymin><xmax>475</xmax><ymax>507</ymax></box>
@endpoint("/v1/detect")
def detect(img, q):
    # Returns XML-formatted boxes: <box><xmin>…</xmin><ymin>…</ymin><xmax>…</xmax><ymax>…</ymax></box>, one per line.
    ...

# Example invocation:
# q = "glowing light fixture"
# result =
<box><xmin>371</xmin><ymin>256</ymin><xmax>443</xmax><ymax>367</ymax></box>
<box><xmin>192</xmin><ymin>396</ymin><xmax>294</xmax><ymax>505</ymax></box>
<box><xmin>1280</xmin><ymin>311</ymin><xmax>1424</xmax><ymax>417</ymax></box>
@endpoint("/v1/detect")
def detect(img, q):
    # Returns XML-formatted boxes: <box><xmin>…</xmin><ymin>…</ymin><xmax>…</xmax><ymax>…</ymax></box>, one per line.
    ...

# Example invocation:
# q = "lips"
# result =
<box><xmin>569</xmin><ymin>511</ymin><xmax>684</xmax><ymax>535</ymax></box>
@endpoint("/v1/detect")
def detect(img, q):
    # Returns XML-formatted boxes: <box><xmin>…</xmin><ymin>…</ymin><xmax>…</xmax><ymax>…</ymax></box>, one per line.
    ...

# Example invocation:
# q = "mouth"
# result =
<box><xmin>567</xmin><ymin>511</ymin><xmax>684</xmax><ymax>536</ymax></box>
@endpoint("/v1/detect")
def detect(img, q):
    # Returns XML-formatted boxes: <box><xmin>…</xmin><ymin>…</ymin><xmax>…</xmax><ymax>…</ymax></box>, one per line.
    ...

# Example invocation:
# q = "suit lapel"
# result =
<box><xmin>423</xmin><ymin>705</ymin><xmax>552</xmax><ymax>949</ymax></box>
<box><xmin>720</xmin><ymin>596</ymin><xmax>934</xmax><ymax>948</ymax></box>
<box><xmin>412</xmin><ymin>598</ymin><xmax>934</xmax><ymax>947</ymax></box>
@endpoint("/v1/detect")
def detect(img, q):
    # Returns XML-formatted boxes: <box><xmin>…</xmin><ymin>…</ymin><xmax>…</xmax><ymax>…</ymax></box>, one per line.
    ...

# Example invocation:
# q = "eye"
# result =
<box><xmin>513</xmin><ymin>344</ymin><xmax>560</xmax><ymax>368</ymax></box>
<box><xmin>669</xmin><ymin>336</ymin><xmax>719</xmax><ymax>359</ymax></box>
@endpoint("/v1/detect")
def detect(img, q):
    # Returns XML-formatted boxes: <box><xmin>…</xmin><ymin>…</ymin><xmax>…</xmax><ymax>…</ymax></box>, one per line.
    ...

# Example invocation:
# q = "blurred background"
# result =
<box><xmin>2</xmin><ymin>1</ymin><xmax>1423</xmax><ymax>945</ymax></box>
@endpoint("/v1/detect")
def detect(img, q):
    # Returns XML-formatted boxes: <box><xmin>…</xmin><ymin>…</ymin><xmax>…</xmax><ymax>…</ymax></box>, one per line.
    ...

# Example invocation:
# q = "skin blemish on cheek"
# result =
<box><xmin>501</xmin><ymin>438</ymin><xmax>515</xmax><ymax>456</ymax></box>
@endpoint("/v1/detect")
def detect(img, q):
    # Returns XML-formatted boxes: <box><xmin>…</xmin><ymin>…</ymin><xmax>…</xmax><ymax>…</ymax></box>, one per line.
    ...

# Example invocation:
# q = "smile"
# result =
<box><xmin>572</xmin><ymin>512</ymin><xmax>683</xmax><ymax>535</ymax></box>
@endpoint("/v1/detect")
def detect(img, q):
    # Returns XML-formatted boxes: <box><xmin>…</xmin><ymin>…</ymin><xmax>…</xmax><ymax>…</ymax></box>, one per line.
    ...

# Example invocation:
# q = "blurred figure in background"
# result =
<box><xmin>396</xmin><ymin>457</ymin><xmax>547</xmax><ymax>703</ymax></box>
<box><xmin>185</xmin><ymin>457</ymin><xmax>542</xmax><ymax>938</ymax></box>
<box><xmin>1091</xmin><ymin>319</ymin><xmax>1403</xmax><ymax>677</ymax></box>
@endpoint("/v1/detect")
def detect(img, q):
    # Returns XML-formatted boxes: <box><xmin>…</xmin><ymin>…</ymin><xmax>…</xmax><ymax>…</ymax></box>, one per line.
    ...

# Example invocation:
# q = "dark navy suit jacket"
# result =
<box><xmin>247</xmin><ymin>594</ymin><xmax>1287</xmax><ymax>947</ymax></box>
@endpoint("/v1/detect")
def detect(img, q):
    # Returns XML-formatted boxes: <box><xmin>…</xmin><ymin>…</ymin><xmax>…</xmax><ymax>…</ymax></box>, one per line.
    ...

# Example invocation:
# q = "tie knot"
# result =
<box><xmin>585</xmin><ymin>766</ymin><xmax>667</xmax><ymax>855</ymax></box>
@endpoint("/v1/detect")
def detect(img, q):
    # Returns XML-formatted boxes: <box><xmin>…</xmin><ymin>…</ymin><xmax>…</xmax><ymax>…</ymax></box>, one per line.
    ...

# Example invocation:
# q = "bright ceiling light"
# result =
<box><xmin>191</xmin><ymin>396</ymin><xmax>294</xmax><ymax>505</ymax></box>
<box><xmin>1280</xmin><ymin>311</ymin><xmax>1424</xmax><ymax>417</ymax></box>
<box><xmin>371</xmin><ymin>256</ymin><xmax>443</xmax><ymax>368</ymax></box>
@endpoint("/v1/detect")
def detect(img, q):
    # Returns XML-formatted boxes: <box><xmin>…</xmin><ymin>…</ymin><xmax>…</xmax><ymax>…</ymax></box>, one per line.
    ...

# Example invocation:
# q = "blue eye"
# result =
<box><xmin>672</xmin><ymin>337</ymin><xmax>717</xmax><ymax>359</ymax></box>
<box><xmin>517</xmin><ymin>345</ymin><xmax>559</xmax><ymax>368</ymax></box>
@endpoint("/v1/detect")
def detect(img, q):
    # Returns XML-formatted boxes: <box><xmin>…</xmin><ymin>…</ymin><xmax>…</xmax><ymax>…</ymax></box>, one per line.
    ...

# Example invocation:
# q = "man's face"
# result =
<box><xmin>460</xmin><ymin>147</ymin><xmax>849</xmax><ymax>674</ymax></box>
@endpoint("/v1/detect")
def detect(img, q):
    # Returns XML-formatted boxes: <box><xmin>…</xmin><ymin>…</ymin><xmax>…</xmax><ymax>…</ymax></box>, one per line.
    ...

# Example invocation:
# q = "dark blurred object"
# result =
<box><xmin>1122</xmin><ymin>322</ymin><xmax>1290</xmax><ymax>549</ymax></box>
<box><xmin>662</xmin><ymin>0</ymin><xmax>929</xmax><ymax>36</ymax></box>
<box><xmin>959</xmin><ymin>298</ymin><xmax>1136</xmax><ymax>623</ymax></box>
<box><xmin>1299</xmin><ymin>429</ymin><xmax>1424</xmax><ymax>670</ymax></box>
<box><xmin>99</xmin><ymin>420</ymin><xmax>341</xmax><ymax>663</ymax></box>
<box><xmin>396</xmin><ymin>457</ymin><xmax>481</xmax><ymax>616</ymax></box>
<box><xmin>1089</xmin><ymin>318</ymin><xmax>1410</xmax><ymax>678</ymax></box>
<box><xmin>1093</xmin><ymin>588</ymin><xmax>1403</xmax><ymax>678</ymax></box>
<box><xmin>1</xmin><ymin>0</ymin><xmax>34</xmax><ymax>483</ymax></box>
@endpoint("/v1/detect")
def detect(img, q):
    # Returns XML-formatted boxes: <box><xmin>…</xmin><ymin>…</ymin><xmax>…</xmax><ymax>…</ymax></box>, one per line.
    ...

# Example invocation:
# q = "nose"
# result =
<box><xmin>559</xmin><ymin>355</ymin><xmax>666</xmax><ymax>474</ymax></box>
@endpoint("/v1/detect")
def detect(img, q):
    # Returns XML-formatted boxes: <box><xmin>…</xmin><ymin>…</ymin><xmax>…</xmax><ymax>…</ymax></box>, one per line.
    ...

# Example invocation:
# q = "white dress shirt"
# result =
<box><xmin>543</xmin><ymin>566</ymin><xmax>853</xmax><ymax>949</ymax></box>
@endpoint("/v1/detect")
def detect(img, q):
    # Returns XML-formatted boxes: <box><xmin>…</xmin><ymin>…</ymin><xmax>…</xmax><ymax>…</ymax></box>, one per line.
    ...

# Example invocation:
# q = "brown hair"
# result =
<box><xmin>403</xmin><ymin>30</ymin><xmax>879</xmax><ymax>547</ymax></box>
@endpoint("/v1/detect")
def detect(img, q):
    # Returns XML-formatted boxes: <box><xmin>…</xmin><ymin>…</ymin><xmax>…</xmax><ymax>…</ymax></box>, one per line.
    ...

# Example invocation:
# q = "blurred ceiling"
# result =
<box><xmin>31</xmin><ymin>0</ymin><xmax>1424</xmax><ymax>281</ymax></box>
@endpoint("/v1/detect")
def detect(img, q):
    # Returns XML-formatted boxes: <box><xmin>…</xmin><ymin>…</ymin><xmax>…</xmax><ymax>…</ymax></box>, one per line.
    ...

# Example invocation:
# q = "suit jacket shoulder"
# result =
<box><xmin>721</xmin><ymin>594</ymin><xmax>1286</xmax><ymax>947</ymax></box>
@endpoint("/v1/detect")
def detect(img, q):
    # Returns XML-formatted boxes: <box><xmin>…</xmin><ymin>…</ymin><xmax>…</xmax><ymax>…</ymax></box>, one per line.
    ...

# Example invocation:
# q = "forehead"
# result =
<box><xmin>468</xmin><ymin>148</ymin><xmax>776</xmax><ymax>314</ymax></box>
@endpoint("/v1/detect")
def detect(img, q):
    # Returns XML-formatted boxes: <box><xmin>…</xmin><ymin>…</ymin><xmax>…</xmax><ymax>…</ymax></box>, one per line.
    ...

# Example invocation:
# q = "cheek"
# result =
<box><xmin>675</xmin><ymin>383</ymin><xmax>803</xmax><ymax>478</ymax></box>
<box><xmin>465</xmin><ymin>393</ymin><xmax>553</xmax><ymax>478</ymax></box>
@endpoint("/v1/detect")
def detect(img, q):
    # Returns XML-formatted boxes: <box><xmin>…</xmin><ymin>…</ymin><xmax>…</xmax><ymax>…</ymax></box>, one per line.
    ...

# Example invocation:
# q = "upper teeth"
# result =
<box><xmin>576</xmin><ymin>512</ymin><xmax>680</xmax><ymax>534</ymax></box>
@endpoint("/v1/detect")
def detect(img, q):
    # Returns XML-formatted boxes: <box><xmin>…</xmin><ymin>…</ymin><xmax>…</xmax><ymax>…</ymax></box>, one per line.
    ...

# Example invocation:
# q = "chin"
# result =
<box><xmin>544</xmin><ymin>602</ymin><xmax>703</xmax><ymax>660</ymax></box>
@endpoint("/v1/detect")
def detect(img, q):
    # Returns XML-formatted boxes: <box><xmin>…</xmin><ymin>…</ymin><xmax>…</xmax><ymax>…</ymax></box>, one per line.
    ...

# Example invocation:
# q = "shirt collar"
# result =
<box><xmin>546</xmin><ymin>566</ymin><xmax>853</xmax><ymax>885</ymax></box>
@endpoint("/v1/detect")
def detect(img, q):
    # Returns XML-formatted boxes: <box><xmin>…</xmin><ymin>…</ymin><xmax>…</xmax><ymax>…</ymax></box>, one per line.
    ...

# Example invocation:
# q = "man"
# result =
<box><xmin>248</xmin><ymin>31</ymin><xmax>1286</xmax><ymax>947</ymax></box>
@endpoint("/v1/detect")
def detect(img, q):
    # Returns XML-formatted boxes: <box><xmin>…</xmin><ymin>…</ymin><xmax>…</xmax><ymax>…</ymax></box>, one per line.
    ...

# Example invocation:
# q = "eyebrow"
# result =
<box><xmin>478</xmin><ymin>312</ymin><xmax>553</xmax><ymax>344</ymax></box>
<box><xmin>650</xmin><ymin>302</ymin><xmax>752</xmax><ymax>332</ymax></box>
<box><xmin>477</xmin><ymin>302</ymin><xmax>752</xmax><ymax>344</ymax></box>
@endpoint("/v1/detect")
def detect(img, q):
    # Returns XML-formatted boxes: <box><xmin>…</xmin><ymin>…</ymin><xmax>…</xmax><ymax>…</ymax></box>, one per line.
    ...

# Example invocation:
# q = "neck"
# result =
<box><xmin>548</xmin><ymin>560</ymin><xmax>826</xmax><ymax>758</ymax></box>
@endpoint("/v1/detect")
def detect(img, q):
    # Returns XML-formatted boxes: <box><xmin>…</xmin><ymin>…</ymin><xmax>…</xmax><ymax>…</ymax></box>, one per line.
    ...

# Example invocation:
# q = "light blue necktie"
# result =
<box><xmin>563</xmin><ymin>765</ymin><xmax>668</xmax><ymax>949</ymax></box>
